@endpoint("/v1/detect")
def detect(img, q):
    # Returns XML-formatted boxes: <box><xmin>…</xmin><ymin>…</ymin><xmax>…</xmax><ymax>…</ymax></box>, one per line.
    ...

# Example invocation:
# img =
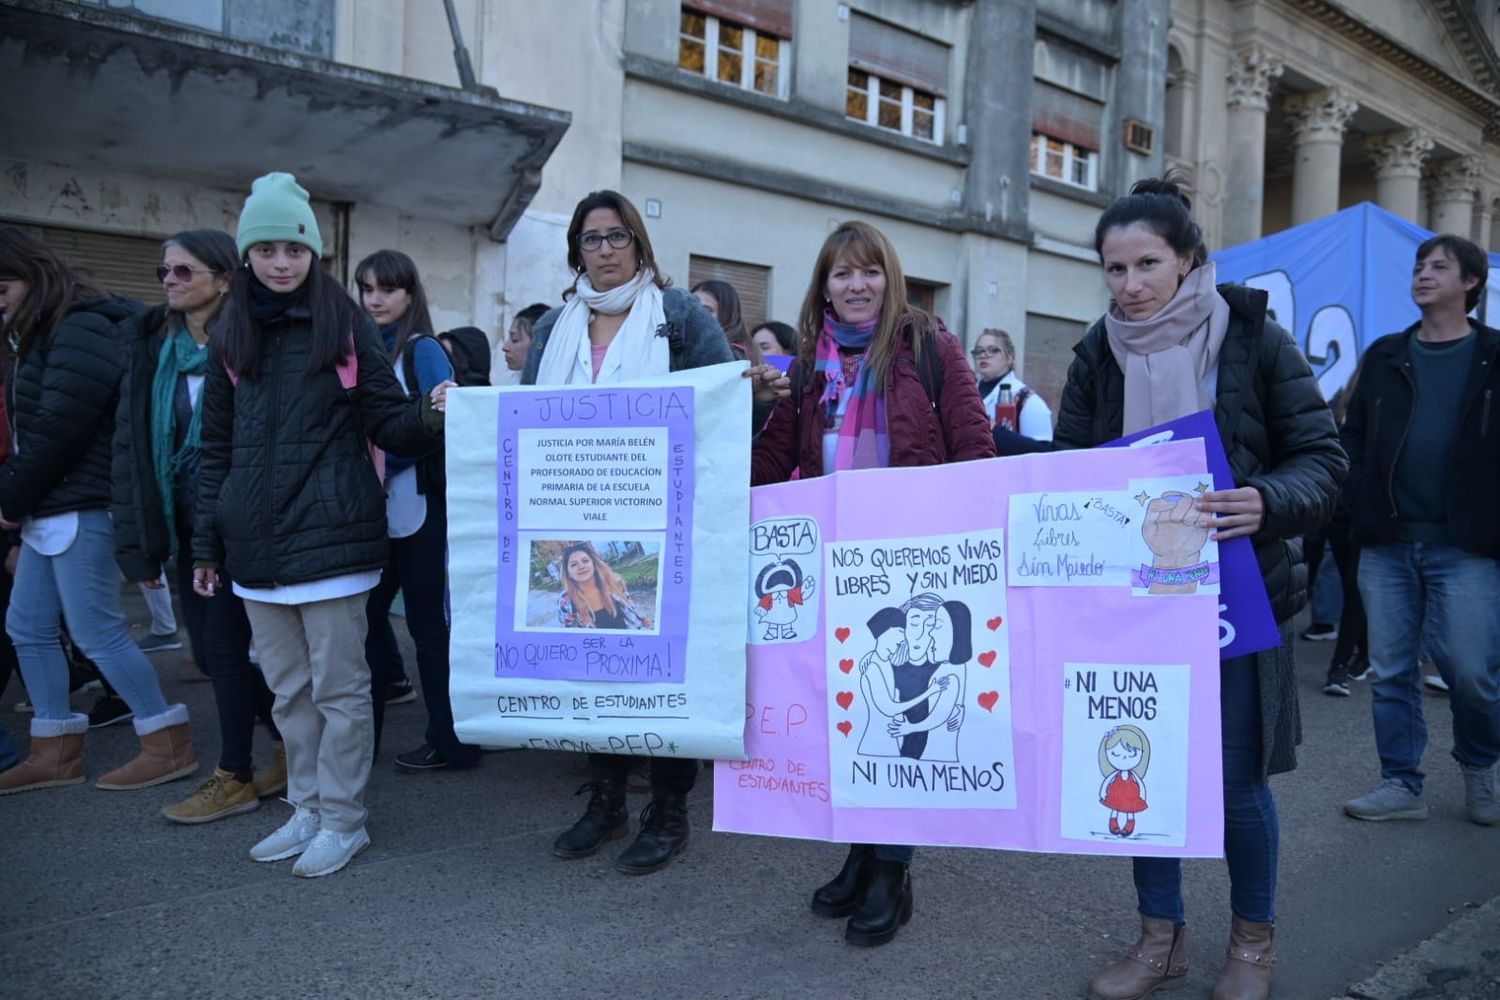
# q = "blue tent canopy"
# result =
<box><xmin>1211</xmin><ymin>202</ymin><xmax>1500</xmax><ymax>401</ymax></box>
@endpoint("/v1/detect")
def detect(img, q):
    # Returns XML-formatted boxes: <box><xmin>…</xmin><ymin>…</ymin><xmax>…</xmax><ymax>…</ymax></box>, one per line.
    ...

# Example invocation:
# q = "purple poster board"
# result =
<box><xmin>494</xmin><ymin>387</ymin><xmax>695</xmax><ymax>683</ymax></box>
<box><xmin>1103</xmin><ymin>410</ymin><xmax>1281</xmax><ymax>659</ymax></box>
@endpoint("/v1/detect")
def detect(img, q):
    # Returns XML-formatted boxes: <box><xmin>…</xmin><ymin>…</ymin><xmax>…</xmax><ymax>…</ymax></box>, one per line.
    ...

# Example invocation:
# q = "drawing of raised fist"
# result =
<box><xmin>1142</xmin><ymin>491</ymin><xmax>1210</xmax><ymax>567</ymax></box>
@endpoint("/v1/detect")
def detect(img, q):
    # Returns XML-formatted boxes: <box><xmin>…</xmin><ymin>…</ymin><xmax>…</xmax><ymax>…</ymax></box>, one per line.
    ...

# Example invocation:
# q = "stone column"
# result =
<box><xmin>1366</xmin><ymin>129</ymin><xmax>1434</xmax><ymax>222</ymax></box>
<box><xmin>962</xmin><ymin>0</ymin><xmax>1035</xmax><ymax>234</ymax></box>
<box><xmin>1222</xmin><ymin>44</ymin><xmax>1283</xmax><ymax>247</ymax></box>
<box><xmin>1427</xmin><ymin>157</ymin><xmax>1482</xmax><ymax>237</ymax></box>
<box><xmin>1284</xmin><ymin>86</ymin><xmax>1358</xmax><ymax>225</ymax></box>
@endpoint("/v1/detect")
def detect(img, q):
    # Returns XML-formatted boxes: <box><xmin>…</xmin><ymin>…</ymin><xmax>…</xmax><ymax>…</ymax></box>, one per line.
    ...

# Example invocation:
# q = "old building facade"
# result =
<box><xmin>5</xmin><ymin>0</ymin><xmax>1188</xmax><ymax>404</ymax></box>
<box><xmin>1167</xmin><ymin>0</ymin><xmax>1500</xmax><ymax>252</ymax></box>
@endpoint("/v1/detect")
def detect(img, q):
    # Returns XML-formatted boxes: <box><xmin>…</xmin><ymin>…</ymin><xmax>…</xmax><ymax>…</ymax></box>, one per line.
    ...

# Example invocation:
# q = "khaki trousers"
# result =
<box><xmin>243</xmin><ymin>593</ymin><xmax>372</xmax><ymax>832</ymax></box>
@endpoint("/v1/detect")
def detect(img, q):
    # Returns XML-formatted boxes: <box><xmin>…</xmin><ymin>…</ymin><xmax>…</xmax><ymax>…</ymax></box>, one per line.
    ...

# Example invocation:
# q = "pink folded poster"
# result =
<box><xmin>715</xmin><ymin>440</ymin><xmax>1225</xmax><ymax>858</ymax></box>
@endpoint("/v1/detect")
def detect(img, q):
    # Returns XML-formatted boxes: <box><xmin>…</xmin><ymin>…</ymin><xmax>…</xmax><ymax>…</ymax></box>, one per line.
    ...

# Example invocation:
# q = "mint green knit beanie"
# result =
<box><xmin>236</xmin><ymin>172</ymin><xmax>323</xmax><ymax>257</ymax></box>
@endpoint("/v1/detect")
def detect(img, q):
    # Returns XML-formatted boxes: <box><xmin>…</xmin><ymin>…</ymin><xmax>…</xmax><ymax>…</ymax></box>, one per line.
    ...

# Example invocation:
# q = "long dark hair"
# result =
<box><xmin>0</xmin><ymin>226</ymin><xmax>109</xmax><ymax>358</ymax></box>
<box><xmin>217</xmin><ymin>260</ymin><xmax>357</xmax><ymax>379</ymax></box>
<box><xmin>163</xmin><ymin>229</ymin><xmax>238</xmax><ymax>331</ymax></box>
<box><xmin>692</xmin><ymin>278</ymin><xmax>763</xmax><ymax>364</ymax></box>
<box><xmin>563</xmin><ymin>190</ymin><xmax>670</xmax><ymax>298</ymax></box>
<box><xmin>1094</xmin><ymin>173</ymin><xmax>1209</xmax><ymax>267</ymax></box>
<box><xmin>355</xmin><ymin>249</ymin><xmax>435</xmax><ymax>362</ymax></box>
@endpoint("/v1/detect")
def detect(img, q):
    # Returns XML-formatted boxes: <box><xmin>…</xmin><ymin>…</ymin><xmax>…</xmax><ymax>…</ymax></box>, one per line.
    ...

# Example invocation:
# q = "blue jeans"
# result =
<box><xmin>1359</xmin><ymin>543</ymin><xmax>1500</xmax><ymax>791</ymax></box>
<box><xmin>6</xmin><ymin>509</ymin><xmax>170</xmax><ymax>722</ymax></box>
<box><xmin>0</xmin><ymin>722</ymin><xmax>19</xmax><ymax>770</ymax></box>
<box><xmin>1134</xmin><ymin>652</ymin><xmax>1279</xmax><ymax>924</ymax></box>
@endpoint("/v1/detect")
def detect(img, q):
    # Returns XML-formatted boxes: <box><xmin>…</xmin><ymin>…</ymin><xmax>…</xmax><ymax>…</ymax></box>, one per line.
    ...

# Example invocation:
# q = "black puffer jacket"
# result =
<box><xmin>1057</xmin><ymin>284</ymin><xmax>1346</xmax><ymax>779</ymax></box>
<box><xmin>1056</xmin><ymin>284</ymin><xmax>1346</xmax><ymax>622</ymax></box>
<box><xmin>0</xmin><ymin>296</ymin><xmax>138</xmax><ymax>520</ymax></box>
<box><xmin>193</xmin><ymin>307</ymin><xmax>439</xmax><ymax>588</ymax></box>
<box><xmin>111</xmin><ymin>304</ymin><xmax>176</xmax><ymax>583</ymax></box>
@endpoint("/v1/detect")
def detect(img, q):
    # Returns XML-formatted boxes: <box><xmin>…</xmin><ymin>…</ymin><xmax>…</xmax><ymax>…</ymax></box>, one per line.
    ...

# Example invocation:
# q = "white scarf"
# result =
<box><xmin>534</xmin><ymin>269</ymin><xmax>670</xmax><ymax>386</ymax></box>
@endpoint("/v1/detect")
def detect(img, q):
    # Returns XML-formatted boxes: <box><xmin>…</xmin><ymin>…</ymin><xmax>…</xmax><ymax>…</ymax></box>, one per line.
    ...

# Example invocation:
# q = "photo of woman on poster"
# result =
<box><xmin>553</xmin><ymin>541</ymin><xmax>653</xmax><ymax>631</ymax></box>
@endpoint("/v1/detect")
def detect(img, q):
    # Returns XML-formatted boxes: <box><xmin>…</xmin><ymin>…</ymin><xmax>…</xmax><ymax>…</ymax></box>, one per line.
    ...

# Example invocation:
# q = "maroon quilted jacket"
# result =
<box><xmin>751</xmin><ymin>317</ymin><xmax>995</xmax><ymax>484</ymax></box>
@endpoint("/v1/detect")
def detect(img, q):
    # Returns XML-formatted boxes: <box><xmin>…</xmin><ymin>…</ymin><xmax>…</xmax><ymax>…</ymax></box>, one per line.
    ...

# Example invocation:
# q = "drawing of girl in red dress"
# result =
<box><xmin>1098</xmin><ymin>725</ymin><xmax>1151</xmax><ymax>837</ymax></box>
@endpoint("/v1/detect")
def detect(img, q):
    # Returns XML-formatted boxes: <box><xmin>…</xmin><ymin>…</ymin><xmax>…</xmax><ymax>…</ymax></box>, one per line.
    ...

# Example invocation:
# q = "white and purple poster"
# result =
<box><xmin>446</xmin><ymin>363</ymin><xmax>750</xmax><ymax>760</ymax></box>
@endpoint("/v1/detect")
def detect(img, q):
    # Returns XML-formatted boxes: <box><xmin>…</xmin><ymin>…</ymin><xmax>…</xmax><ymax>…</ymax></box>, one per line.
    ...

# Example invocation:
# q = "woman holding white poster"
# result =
<box><xmin>524</xmin><ymin>189</ymin><xmax>784</xmax><ymax>876</ymax></box>
<box><xmin>1052</xmin><ymin>176</ymin><xmax>1345</xmax><ymax>1000</ymax></box>
<box><xmin>750</xmin><ymin>220</ymin><xmax>995</xmax><ymax>947</ymax></box>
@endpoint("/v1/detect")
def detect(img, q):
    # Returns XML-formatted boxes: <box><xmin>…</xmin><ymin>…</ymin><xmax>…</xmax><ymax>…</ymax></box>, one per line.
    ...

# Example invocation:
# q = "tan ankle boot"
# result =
<box><xmin>96</xmin><ymin>721</ymin><xmax>198</xmax><ymax>790</ymax></box>
<box><xmin>1088</xmin><ymin>915</ymin><xmax>1188</xmax><ymax>1000</ymax></box>
<box><xmin>1212</xmin><ymin>916</ymin><xmax>1274</xmax><ymax>999</ymax></box>
<box><xmin>253</xmin><ymin>743</ymin><xmax>288</xmax><ymax>798</ymax></box>
<box><xmin>0</xmin><ymin>731</ymin><xmax>86</xmax><ymax>795</ymax></box>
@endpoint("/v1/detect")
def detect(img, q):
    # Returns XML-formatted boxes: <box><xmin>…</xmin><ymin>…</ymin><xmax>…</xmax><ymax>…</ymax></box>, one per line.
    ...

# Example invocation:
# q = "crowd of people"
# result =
<box><xmin>0</xmin><ymin>167</ymin><xmax>1495</xmax><ymax>1000</ymax></box>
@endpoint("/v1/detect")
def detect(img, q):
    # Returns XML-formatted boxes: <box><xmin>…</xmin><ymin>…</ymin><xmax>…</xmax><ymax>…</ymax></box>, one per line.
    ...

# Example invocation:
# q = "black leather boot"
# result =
<box><xmin>845</xmin><ymin>858</ymin><xmax>913</xmax><ymax>947</ymax></box>
<box><xmin>551</xmin><ymin>777</ymin><xmax>628</xmax><ymax>859</ymax></box>
<box><xmin>614</xmin><ymin>790</ymin><xmax>689</xmax><ymax>875</ymax></box>
<box><xmin>810</xmin><ymin>844</ymin><xmax>875</xmax><ymax>917</ymax></box>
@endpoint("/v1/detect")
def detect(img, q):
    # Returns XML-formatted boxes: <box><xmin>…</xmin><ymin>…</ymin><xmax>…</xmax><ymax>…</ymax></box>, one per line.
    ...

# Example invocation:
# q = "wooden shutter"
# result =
<box><xmin>688</xmin><ymin>255</ymin><xmax>771</xmax><ymax>331</ymax></box>
<box><xmin>1023</xmin><ymin>312</ymin><xmax>1087</xmax><ymax>414</ymax></box>
<box><xmin>905</xmin><ymin>279</ymin><xmax>937</xmax><ymax>313</ymax></box>
<box><xmin>685</xmin><ymin>0</ymin><xmax>793</xmax><ymax>38</ymax></box>
<box><xmin>849</xmin><ymin>13</ymin><xmax>949</xmax><ymax>96</ymax></box>
<box><xmin>1032</xmin><ymin>81</ymin><xmax>1103</xmax><ymax>151</ymax></box>
<box><xmin>13</xmin><ymin>223</ymin><xmax>166</xmax><ymax>306</ymax></box>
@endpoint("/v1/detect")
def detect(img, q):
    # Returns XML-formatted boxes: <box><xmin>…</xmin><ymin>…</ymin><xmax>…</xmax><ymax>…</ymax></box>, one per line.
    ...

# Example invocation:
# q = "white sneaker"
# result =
<box><xmin>292</xmin><ymin>827</ymin><xmax>370</xmax><ymax>878</ymax></box>
<box><xmin>248</xmin><ymin>806</ymin><xmax>321</xmax><ymax>862</ymax></box>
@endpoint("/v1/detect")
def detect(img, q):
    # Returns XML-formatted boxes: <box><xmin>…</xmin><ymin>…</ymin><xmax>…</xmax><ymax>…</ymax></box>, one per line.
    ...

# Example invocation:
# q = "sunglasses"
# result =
<box><xmin>156</xmin><ymin>264</ymin><xmax>221</xmax><ymax>283</ymax></box>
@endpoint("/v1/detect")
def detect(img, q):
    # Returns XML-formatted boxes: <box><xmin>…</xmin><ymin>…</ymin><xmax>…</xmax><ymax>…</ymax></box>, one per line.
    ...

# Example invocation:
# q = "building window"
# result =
<box><xmin>1030</xmin><ymin>133</ymin><xmax>1098</xmax><ymax>190</ymax></box>
<box><xmin>905</xmin><ymin>279</ymin><xmax>939</xmax><ymax>314</ymax></box>
<box><xmin>845</xmin><ymin>69</ymin><xmax>944</xmax><ymax>142</ymax></box>
<box><xmin>845</xmin><ymin>12</ymin><xmax>949</xmax><ymax>144</ymax></box>
<box><xmin>679</xmin><ymin>7</ymin><xmax>790</xmax><ymax>99</ymax></box>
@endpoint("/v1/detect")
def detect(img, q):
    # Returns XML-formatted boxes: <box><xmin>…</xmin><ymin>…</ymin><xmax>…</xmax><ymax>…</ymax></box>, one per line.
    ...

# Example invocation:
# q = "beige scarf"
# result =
<box><xmin>1104</xmin><ymin>261</ymin><xmax>1231</xmax><ymax>435</ymax></box>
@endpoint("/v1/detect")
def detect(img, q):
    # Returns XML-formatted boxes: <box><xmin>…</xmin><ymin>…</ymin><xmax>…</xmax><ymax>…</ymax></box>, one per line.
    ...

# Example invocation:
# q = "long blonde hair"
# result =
<box><xmin>560</xmin><ymin>542</ymin><xmax>628</xmax><ymax>626</ymax></box>
<box><xmin>796</xmin><ymin>221</ymin><xmax>934</xmax><ymax>390</ymax></box>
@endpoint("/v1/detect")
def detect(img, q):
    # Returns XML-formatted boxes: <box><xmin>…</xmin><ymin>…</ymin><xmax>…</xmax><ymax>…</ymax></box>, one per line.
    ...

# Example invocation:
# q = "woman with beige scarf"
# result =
<box><xmin>1055</xmin><ymin>177</ymin><xmax>1345</xmax><ymax>1000</ymax></box>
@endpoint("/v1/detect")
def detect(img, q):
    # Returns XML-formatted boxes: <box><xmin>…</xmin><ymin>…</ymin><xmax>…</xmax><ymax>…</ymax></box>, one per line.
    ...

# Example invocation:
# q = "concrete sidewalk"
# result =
<box><xmin>1</xmin><ymin>601</ymin><xmax>1497</xmax><ymax>999</ymax></box>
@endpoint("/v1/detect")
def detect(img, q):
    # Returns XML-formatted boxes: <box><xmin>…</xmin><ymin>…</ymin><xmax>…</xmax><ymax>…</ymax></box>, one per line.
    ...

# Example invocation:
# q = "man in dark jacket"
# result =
<box><xmin>1341</xmin><ymin>234</ymin><xmax>1499</xmax><ymax>827</ymax></box>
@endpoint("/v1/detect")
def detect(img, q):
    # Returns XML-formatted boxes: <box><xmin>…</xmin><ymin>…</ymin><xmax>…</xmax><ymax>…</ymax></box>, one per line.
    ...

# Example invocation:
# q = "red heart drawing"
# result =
<box><xmin>835</xmin><ymin>627</ymin><xmax>852</xmax><ymax>644</ymax></box>
<box><xmin>977</xmin><ymin>691</ymin><xmax>1000</xmax><ymax>712</ymax></box>
<box><xmin>835</xmin><ymin>691</ymin><xmax>854</xmax><ymax>710</ymax></box>
<box><xmin>836</xmin><ymin>721</ymin><xmax>853</xmax><ymax>737</ymax></box>
<box><xmin>986</xmin><ymin>616</ymin><xmax>1003</xmax><ymax>631</ymax></box>
<box><xmin>978</xmin><ymin>650</ymin><xmax>997</xmax><ymax>668</ymax></box>
<box><xmin>838</xmin><ymin>658</ymin><xmax>854</xmax><ymax>674</ymax></box>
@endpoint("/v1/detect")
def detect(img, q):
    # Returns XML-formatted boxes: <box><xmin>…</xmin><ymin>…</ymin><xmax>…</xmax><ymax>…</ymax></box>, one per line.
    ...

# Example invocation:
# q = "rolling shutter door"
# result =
<box><xmin>4</xmin><ymin>222</ymin><xmax>165</xmax><ymax>306</ymax></box>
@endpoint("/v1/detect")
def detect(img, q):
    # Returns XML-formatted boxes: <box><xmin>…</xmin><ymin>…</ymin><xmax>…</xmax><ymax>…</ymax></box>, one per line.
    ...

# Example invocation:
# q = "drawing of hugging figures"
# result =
<box><xmin>857</xmin><ymin>593</ymin><xmax>968</xmax><ymax>762</ymax></box>
<box><xmin>1135</xmin><ymin>490</ymin><xmax>1217</xmax><ymax>595</ymax></box>
<box><xmin>1099</xmin><ymin>725</ymin><xmax>1150</xmax><ymax>837</ymax></box>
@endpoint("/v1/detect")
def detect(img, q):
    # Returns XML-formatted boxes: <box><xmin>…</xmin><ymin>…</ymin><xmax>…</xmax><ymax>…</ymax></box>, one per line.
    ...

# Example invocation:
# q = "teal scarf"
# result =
<box><xmin>151</xmin><ymin>321</ymin><xmax>208</xmax><ymax>554</ymax></box>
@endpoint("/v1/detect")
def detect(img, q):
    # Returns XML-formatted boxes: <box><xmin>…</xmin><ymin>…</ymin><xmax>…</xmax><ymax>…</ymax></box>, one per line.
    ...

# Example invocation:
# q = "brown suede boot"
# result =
<box><xmin>1212</xmin><ymin>916</ymin><xmax>1274</xmax><ymax>1000</ymax></box>
<box><xmin>0</xmin><ymin>732</ymin><xmax>86</xmax><ymax>795</ymax></box>
<box><xmin>1088</xmin><ymin>915</ymin><xmax>1188</xmax><ymax>1000</ymax></box>
<box><xmin>96</xmin><ymin>721</ymin><xmax>198</xmax><ymax>790</ymax></box>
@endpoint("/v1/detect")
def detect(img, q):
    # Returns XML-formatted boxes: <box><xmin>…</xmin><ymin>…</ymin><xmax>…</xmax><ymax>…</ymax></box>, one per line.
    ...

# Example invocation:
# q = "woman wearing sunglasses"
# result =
<box><xmin>113</xmin><ymin>229</ymin><xmax>287</xmax><ymax>822</ymax></box>
<box><xmin>970</xmin><ymin>328</ymin><xmax>1052</xmax><ymax>442</ymax></box>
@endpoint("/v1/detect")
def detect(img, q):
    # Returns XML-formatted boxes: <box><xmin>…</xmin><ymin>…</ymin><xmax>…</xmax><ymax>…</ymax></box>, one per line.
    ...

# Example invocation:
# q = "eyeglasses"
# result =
<box><xmin>577</xmin><ymin>229</ymin><xmax>635</xmax><ymax>252</ymax></box>
<box><xmin>156</xmin><ymin>264</ymin><xmax>220</xmax><ymax>283</ymax></box>
<box><xmin>971</xmin><ymin>347</ymin><xmax>1005</xmax><ymax>359</ymax></box>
